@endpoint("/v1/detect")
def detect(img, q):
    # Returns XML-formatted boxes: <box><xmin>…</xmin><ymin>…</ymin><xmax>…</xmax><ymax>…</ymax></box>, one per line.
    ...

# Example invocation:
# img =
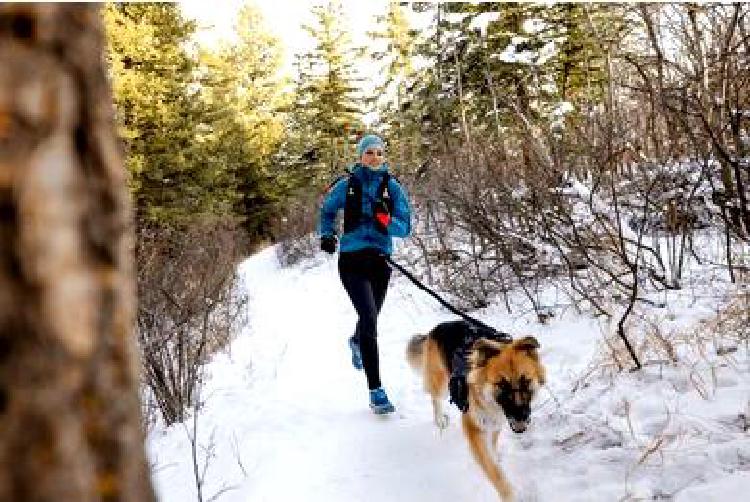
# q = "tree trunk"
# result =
<box><xmin>0</xmin><ymin>4</ymin><xmax>155</xmax><ymax>501</ymax></box>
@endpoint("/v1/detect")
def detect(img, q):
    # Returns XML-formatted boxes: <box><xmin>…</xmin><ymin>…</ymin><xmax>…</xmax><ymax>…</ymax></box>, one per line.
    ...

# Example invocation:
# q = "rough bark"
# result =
<box><xmin>0</xmin><ymin>4</ymin><xmax>155</xmax><ymax>501</ymax></box>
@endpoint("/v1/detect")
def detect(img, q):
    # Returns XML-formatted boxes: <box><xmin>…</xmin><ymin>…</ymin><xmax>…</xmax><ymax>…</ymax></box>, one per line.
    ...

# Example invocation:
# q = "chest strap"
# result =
<box><xmin>343</xmin><ymin>173</ymin><xmax>393</xmax><ymax>234</ymax></box>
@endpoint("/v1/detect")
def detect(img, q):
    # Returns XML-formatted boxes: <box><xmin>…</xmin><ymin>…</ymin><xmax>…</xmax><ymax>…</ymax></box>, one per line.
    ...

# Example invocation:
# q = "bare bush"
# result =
<box><xmin>625</xmin><ymin>3</ymin><xmax>750</xmax><ymax>265</ymax></box>
<box><xmin>401</xmin><ymin>4</ymin><xmax>750</xmax><ymax>373</ymax></box>
<box><xmin>136</xmin><ymin>220</ymin><xmax>248</xmax><ymax>426</ymax></box>
<box><xmin>273</xmin><ymin>189</ymin><xmax>320</xmax><ymax>266</ymax></box>
<box><xmin>186</xmin><ymin>396</ymin><xmax>239</xmax><ymax>502</ymax></box>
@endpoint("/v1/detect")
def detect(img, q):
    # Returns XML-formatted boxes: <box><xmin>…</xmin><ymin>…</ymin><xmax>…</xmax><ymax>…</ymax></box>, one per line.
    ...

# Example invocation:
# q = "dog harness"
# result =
<box><xmin>449</xmin><ymin>323</ymin><xmax>512</xmax><ymax>414</ymax></box>
<box><xmin>376</xmin><ymin>258</ymin><xmax>514</xmax><ymax>413</ymax></box>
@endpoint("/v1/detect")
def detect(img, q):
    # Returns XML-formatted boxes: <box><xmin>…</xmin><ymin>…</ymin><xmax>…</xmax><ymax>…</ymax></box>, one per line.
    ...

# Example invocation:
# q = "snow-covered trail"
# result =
<box><xmin>149</xmin><ymin>247</ymin><xmax>602</xmax><ymax>501</ymax></box>
<box><xmin>221</xmin><ymin>248</ymin><xmax>511</xmax><ymax>501</ymax></box>
<box><xmin>148</xmin><ymin>247</ymin><xmax>750</xmax><ymax>502</ymax></box>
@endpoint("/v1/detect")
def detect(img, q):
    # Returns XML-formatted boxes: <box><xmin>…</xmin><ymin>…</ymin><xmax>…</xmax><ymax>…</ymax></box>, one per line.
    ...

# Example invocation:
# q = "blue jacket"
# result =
<box><xmin>318</xmin><ymin>163</ymin><xmax>411</xmax><ymax>255</ymax></box>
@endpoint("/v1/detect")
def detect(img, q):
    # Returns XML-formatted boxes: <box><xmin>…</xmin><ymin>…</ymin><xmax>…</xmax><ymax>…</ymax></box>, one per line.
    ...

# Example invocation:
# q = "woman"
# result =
<box><xmin>318</xmin><ymin>134</ymin><xmax>412</xmax><ymax>414</ymax></box>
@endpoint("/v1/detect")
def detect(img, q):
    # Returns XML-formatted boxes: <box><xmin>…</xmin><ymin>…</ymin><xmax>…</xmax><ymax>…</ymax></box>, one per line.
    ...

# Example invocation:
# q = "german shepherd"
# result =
<box><xmin>406</xmin><ymin>321</ymin><xmax>546</xmax><ymax>501</ymax></box>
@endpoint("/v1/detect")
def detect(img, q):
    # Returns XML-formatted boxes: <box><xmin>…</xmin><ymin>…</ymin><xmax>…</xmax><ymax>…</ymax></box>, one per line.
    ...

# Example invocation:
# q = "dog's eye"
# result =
<box><xmin>495</xmin><ymin>380</ymin><xmax>512</xmax><ymax>391</ymax></box>
<box><xmin>517</xmin><ymin>375</ymin><xmax>531</xmax><ymax>390</ymax></box>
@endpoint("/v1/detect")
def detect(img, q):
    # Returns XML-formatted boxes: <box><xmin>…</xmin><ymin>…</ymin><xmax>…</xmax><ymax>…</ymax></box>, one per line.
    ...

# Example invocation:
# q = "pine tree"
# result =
<box><xmin>104</xmin><ymin>3</ymin><xmax>208</xmax><ymax>224</ymax></box>
<box><xmin>368</xmin><ymin>1</ymin><xmax>422</xmax><ymax>171</ymax></box>
<box><xmin>195</xmin><ymin>3</ymin><xmax>289</xmax><ymax>238</ymax></box>
<box><xmin>293</xmin><ymin>0</ymin><xmax>364</xmax><ymax>185</ymax></box>
<box><xmin>390</xmin><ymin>2</ymin><xmax>466</xmax><ymax>154</ymax></box>
<box><xmin>393</xmin><ymin>2</ymin><xmax>629</xmax><ymax>166</ymax></box>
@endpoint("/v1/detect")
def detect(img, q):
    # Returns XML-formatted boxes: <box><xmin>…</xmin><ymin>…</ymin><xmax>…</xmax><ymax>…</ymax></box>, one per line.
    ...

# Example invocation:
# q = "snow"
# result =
<box><xmin>550</xmin><ymin>101</ymin><xmax>574</xmax><ymax>131</ymax></box>
<box><xmin>469</xmin><ymin>12</ymin><xmax>501</xmax><ymax>37</ymax></box>
<box><xmin>523</xmin><ymin>19</ymin><xmax>547</xmax><ymax>35</ymax></box>
<box><xmin>496</xmin><ymin>37</ymin><xmax>558</xmax><ymax>66</ymax></box>
<box><xmin>497</xmin><ymin>37</ymin><xmax>535</xmax><ymax>65</ymax></box>
<box><xmin>147</xmin><ymin>244</ymin><xmax>750</xmax><ymax>501</ymax></box>
<box><xmin>552</xmin><ymin>101</ymin><xmax>574</xmax><ymax>116</ymax></box>
<box><xmin>536</xmin><ymin>41</ymin><xmax>557</xmax><ymax>65</ymax></box>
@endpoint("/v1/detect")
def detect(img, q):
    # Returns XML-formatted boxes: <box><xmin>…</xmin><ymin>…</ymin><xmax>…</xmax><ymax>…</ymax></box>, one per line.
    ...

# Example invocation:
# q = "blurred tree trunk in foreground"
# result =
<box><xmin>0</xmin><ymin>4</ymin><xmax>155</xmax><ymax>501</ymax></box>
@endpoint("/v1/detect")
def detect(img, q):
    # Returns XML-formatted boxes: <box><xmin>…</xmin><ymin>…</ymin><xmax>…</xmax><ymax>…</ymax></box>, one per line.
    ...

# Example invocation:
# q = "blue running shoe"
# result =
<box><xmin>369</xmin><ymin>387</ymin><xmax>395</xmax><ymax>415</ymax></box>
<box><xmin>348</xmin><ymin>335</ymin><xmax>363</xmax><ymax>371</ymax></box>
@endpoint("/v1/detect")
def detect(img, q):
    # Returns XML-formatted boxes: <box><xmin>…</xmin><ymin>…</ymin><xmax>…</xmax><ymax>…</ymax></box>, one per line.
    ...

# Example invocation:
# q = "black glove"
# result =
<box><xmin>449</xmin><ymin>375</ymin><xmax>469</xmax><ymax>413</ymax></box>
<box><xmin>320</xmin><ymin>235</ymin><xmax>337</xmax><ymax>254</ymax></box>
<box><xmin>373</xmin><ymin>200</ymin><xmax>391</xmax><ymax>234</ymax></box>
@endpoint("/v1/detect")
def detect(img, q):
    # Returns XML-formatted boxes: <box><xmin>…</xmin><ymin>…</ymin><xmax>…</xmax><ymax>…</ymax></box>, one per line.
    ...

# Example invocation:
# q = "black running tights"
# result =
<box><xmin>338</xmin><ymin>250</ymin><xmax>392</xmax><ymax>390</ymax></box>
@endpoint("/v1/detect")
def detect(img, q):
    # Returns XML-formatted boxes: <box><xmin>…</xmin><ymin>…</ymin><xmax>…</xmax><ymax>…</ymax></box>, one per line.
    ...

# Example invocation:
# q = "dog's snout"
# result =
<box><xmin>508</xmin><ymin>418</ymin><xmax>528</xmax><ymax>433</ymax></box>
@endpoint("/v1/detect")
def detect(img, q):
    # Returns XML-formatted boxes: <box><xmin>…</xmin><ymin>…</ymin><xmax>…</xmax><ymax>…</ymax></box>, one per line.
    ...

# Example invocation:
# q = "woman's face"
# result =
<box><xmin>360</xmin><ymin>147</ymin><xmax>385</xmax><ymax>169</ymax></box>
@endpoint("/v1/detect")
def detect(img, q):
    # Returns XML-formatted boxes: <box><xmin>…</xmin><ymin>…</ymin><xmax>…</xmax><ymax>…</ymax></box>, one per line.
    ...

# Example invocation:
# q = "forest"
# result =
<box><xmin>0</xmin><ymin>2</ymin><xmax>748</xmax><ymax>501</ymax></box>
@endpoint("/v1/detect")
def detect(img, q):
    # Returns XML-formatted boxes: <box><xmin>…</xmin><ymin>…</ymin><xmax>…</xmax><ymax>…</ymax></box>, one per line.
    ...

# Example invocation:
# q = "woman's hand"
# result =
<box><xmin>320</xmin><ymin>235</ymin><xmax>337</xmax><ymax>254</ymax></box>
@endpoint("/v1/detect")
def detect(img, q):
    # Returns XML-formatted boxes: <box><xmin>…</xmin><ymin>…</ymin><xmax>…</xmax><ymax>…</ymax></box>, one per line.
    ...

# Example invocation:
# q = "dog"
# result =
<box><xmin>406</xmin><ymin>320</ymin><xmax>546</xmax><ymax>501</ymax></box>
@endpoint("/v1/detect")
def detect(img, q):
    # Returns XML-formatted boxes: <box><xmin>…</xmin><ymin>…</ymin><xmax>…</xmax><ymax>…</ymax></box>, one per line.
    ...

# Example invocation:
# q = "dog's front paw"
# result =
<box><xmin>434</xmin><ymin>412</ymin><xmax>450</xmax><ymax>430</ymax></box>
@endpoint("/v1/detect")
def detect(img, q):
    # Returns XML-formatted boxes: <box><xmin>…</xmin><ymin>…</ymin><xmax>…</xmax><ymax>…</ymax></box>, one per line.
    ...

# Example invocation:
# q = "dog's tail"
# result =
<box><xmin>406</xmin><ymin>334</ymin><xmax>428</xmax><ymax>371</ymax></box>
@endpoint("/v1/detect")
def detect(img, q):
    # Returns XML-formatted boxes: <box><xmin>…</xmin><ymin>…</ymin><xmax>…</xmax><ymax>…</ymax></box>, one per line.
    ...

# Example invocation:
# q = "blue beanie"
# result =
<box><xmin>356</xmin><ymin>134</ymin><xmax>385</xmax><ymax>157</ymax></box>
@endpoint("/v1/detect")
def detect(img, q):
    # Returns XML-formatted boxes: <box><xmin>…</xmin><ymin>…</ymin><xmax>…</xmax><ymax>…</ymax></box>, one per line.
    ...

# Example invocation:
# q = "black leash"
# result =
<box><xmin>383</xmin><ymin>255</ymin><xmax>511</xmax><ymax>342</ymax></box>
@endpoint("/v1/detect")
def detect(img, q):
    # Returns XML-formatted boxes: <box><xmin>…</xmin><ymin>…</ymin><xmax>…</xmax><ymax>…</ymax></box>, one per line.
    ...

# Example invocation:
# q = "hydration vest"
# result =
<box><xmin>325</xmin><ymin>172</ymin><xmax>395</xmax><ymax>234</ymax></box>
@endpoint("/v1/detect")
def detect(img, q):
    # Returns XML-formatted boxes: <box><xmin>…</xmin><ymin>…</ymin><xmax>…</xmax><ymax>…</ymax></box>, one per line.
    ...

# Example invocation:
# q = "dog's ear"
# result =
<box><xmin>514</xmin><ymin>336</ymin><xmax>540</xmax><ymax>353</ymax></box>
<box><xmin>470</xmin><ymin>338</ymin><xmax>506</xmax><ymax>368</ymax></box>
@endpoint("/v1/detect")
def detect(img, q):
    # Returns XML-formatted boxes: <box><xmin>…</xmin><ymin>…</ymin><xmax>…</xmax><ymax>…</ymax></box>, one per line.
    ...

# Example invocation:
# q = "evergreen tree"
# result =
<box><xmin>195</xmin><ymin>3</ymin><xmax>289</xmax><ymax>238</ymax></box>
<box><xmin>104</xmin><ymin>3</ymin><xmax>206</xmax><ymax>223</ymax></box>
<box><xmin>392</xmin><ymin>2</ymin><xmax>629</xmax><ymax>166</ymax></box>
<box><xmin>293</xmin><ymin>0</ymin><xmax>365</xmax><ymax>185</ymax></box>
<box><xmin>388</xmin><ymin>2</ymin><xmax>467</xmax><ymax>154</ymax></box>
<box><xmin>105</xmin><ymin>2</ymin><xmax>290</xmax><ymax>237</ymax></box>
<box><xmin>368</xmin><ymin>1</ymin><xmax>422</xmax><ymax>171</ymax></box>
